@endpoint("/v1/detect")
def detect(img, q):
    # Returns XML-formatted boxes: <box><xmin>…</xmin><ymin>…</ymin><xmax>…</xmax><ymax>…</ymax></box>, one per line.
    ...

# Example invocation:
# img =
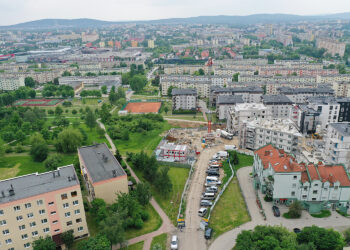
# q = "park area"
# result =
<box><xmin>123</xmin><ymin>101</ymin><xmax>162</xmax><ymax>114</ymax></box>
<box><xmin>13</xmin><ymin>98</ymin><xmax>63</xmax><ymax>106</ymax></box>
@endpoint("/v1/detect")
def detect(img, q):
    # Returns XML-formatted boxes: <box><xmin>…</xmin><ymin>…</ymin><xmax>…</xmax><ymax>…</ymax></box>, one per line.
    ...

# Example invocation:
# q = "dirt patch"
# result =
<box><xmin>167</xmin><ymin>120</ymin><xmax>204</xmax><ymax>128</ymax></box>
<box><xmin>0</xmin><ymin>163</ymin><xmax>20</xmax><ymax>180</ymax></box>
<box><xmin>124</xmin><ymin>102</ymin><xmax>161</xmax><ymax>113</ymax></box>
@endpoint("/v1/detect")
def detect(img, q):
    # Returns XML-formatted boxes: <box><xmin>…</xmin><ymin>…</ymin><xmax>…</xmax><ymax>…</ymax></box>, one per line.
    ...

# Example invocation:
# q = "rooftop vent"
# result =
<box><xmin>102</xmin><ymin>153</ymin><xmax>108</xmax><ymax>163</ymax></box>
<box><xmin>1</xmin><ymin>191</ymin><xmax>4</xmax><ymax>198</ymax></box>
<box><xmin>283</xmin><ymin>165</ymin><xmax>288</xmax><ymax>170</ymax></box>
<box><xmin>9</xmin><ymin>184</ymin><xmax>15</xmax><ymax>196</ymax></box>
<box><xmin>112</xmin><ymin>170</ymin><xmax>117</xmax><ymax>177</ymax></box>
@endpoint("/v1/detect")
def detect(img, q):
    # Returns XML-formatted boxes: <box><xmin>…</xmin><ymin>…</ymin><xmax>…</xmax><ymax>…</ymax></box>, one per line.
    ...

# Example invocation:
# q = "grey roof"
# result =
<box><xmin>0</xmin><ymin>165</ymin><xmax>78</xmax><ymax>205</ymax></box>
<box><xmin>307</xmin><ymin>96</ymin><xmax>338</xmax><ymax>104</ymax></box>
<box><xmin>262</xmin><ymin>95</ymin><xmax>293</xmax><ymax>104</ymax></box>
<box><xmin>329</xmin><ymin>123</ymin><xmax>350</xmax><ymax>136</ymax></box>
<box><xmin>217</xmin><ymin>95</ymin><xmax>244</xmax><ymax>105</ymax></box>
<box><xmin>336</xmin><ymin>97</ymin><xmax>350</xmax><ymax>103</ymax></box>
<box><xmin>211</xmin><ymin>86</ymin><xmax>263</xmax><ymax>94</ymax></box>
<box><xmin>278</xmin><ymin>86</ymin><xmax>334</xmax><ymax>94</ymax></box>
<box><xmin>78</xmin><ymin>143</ymin><xmax>126</xmax><ymax>183</ymax></box>
<box><xmin>299</xmin><ymin>105</ymin><xmax>320</xmax><ymax>115</ymax></box>
<box><xmin>172</xmin><ymin>88</ymin><xmax>197</xmax><ymax>96</ymax></box>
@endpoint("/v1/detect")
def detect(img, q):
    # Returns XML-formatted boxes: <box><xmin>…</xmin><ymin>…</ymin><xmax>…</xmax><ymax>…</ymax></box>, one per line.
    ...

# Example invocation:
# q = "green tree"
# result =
<box><xmin>233</xmin><ymin>73</ymin><xmax>240</xmax><ymax>82</ymax></box>
<box><xmin>99</xmin><ymin>213</ymin><xmax>126</xmax><ymax>248</ymax></box>
<box><xmin>155</xmin><ymin>166</ymin><xmax>172</xmax><ymax>197</ymax></box>
<box><xmin>44</xmin><ymin>154</ymin><xmax>62</xmax><ymax>170</ymax></box>
<box><xmin>167</xmin><ymin>86</ymin><xmax>175</xmax><ymax>97</ymax></box>
<box><xmin>55</xmin><ymin>106</ymin><xmax>63</xmax><ymax>116</ymax></box>
<box><xmin>30</xmin><ymin>132</ymin><xmax>46</xmax><ymax>145</ymax></box>
<box><xmin>15</xmin><ymin>130</ymin><xmax>26</xmax><ymax>141</ymax></box>
<box><xmin>198</xmin><ymin>68</ymin><xmax>205</xmax><ymax>75</ymax></box>
<box><xmin>85</xmin><ymin>110</ymin><xmax>97</xmax><ymax>131</ymax></box>
<box><xmin>101</xmin><ymin>85</ymin><xmax>107</xmax><ymax>94</ymax></box>
<box><xmin>61</xmin><ymin>230</ymin><xmax>74</xmax><ymax>249</ymax></box>
<box><xmin>288</xmin><ymin>200</ymin><xmax>303</xmax><ymax>218</ymax></box>
<box><xmin>55</xmin><ymin>128</ymin><xmax>83</xmax><ymax>153</ymax></box>
<box><xmin>30</xmin><ymin>143</ymin><xmax>48</xmax><ymax>162</ymax></box>
<box><xmin>62</xmin><ymin>70</ymin><xmax>72</xmax><ymax>77</ymax></box>
<box><xmin>132</xmin><ymin>182</ymin><xmax>152</xmax><ymax>206</ymax></box>
<box><xmin>32</xmin><ymin>236</ymin><xmax>56</xmax><ymax>250</ymax></box>
<box><xmin>25</xmin><ymin>77</ymin><xmax>36</xmax><ymax>88</ymax></box>
<box><xmin>77</xmin><ymin>234</ymin><xmax>110</xmax><ymax>250</ymax></box>
<box><xmin>130</xmin><ymin>75</ymin><xmax>147</xmax><ymax>93</ymax></box>
<box><xmin>164</xmin><ymin>106</ymin><xmax>169</xmax><ymax>114</ymax></box>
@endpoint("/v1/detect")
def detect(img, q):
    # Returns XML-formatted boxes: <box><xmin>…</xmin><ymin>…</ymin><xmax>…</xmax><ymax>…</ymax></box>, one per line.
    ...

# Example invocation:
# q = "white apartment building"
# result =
<box><xmin>317</xmin><ymin>74</ymin><xmax>350</xmax><ymax>84</ymax></box>
<box><xmin>163</xmin><ymin>65</ymin><xmax>215</xmax><ymax>75</ymax></box>
<box><xmin>239</xmin><ymin>75</ymin><xmax>317</xmax><ymax>84</ymax></box>
<box><xmin>0</xmin><ymin>77</ymin><xmax>25</xmax><ymax>90</ymax></box>
<box><xmin>324</xmin><ymin>123</ymin><xmax>350</xmax><ymax>169</ymax></box>
<box><xmin>278</xmin><ymin>86</ymin><xmax>334</xmax><ymax>104</ymax></box>
<box><xmin>332</xmin><ymin>82</ymin><xmax>350</xmax><ymax>97</ymax></box>
<box><xmin>216</xmin><ymin>95</ymin><xmax>244</xmax><ymax>120</ymax></box>
<box><xmin>307</xmin><ymin>96</ymin><xmax>340</xmax><ymax>131</ymax></box>
<box><xmin>239</xmin><ymin>118</ymin><xmax>302</xmax><ymax>153</ymax></box>
<box><xmin>171</xmin><ymin>88</ymin><xmax>197</xmax><ymax>110</ymax></box>
<box><xmin>209</xmin><ymin>86</ymin><xmax>263</xmax><ymax>106</ymax></box>
<box><xmin>214</xmin><ymin>68</ymin><xmax>255</xmax><ymax>76</ymax></box>
<box><xmin>261</xmin><ymin>95</ymin><xmax>293</xmax><ymax>119</ymax></box>
<box><xmin>226</xmin><ymin>103</ymin><xmax>271</xmax><ymax>134</ymax></box>
<box><xmin>316</xmin><ymin>39</ymin><xmax>346</xmax><ymax>57</ymax></box>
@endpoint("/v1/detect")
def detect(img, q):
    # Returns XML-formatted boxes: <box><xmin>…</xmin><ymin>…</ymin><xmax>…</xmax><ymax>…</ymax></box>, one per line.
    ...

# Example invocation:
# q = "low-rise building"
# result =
<box><xmin>0</xmin><ymin>76</ymin><xmax>25</xmax><ymax>90</ymax></box>
<box><xmin>155</xmin><ymin>141</ymin><xmax>189</xmax><ymax>162</ymax></box>
<box><xmin>78</xmin><ymin>143</ymin><xmax>128</xmax><ymax>204</ymax></box>
<box><xmin>216</xmin><ymin>95</ymin><xmax>244</xmax><ymax>120</ymax></box>
<box><xmin>171</xmin><ymin>88</ymin><xmax>197</xmax><ymax>110</ymax></box>
<box><xmin>324</xmin><ymin>123</ymin><xmax>350</xmax><ymax>168</ymax></box>
<box><xmin>0</xmin><ymin>165</ymin><xmax>89</xmax><ymax>249</ymax></box>
<box><xmin>253</xmin><ymin>144</ymin><xmax>350</xmax><ymax>213</ymax></box>
<box><xmin>262</xmin><ymin>95</ymin><xmax>293</xmax><ymax>119</ymax></box>
<box><xmin>239</xmin><ymin>119</ymin><xmax>301</xmax><ymax>153</ymax></box>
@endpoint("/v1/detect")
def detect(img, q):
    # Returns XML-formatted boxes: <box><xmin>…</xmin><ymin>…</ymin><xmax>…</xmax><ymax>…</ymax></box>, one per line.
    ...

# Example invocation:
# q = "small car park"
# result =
<box><xmin>272</xmin><ymin>205</ymin><xmax>280</xmax><ymax>217</ymax></box>
<box><xmin>170</xmin><ymin>235</ymin><xmax>178</xmax><ymax>250</ymax></box>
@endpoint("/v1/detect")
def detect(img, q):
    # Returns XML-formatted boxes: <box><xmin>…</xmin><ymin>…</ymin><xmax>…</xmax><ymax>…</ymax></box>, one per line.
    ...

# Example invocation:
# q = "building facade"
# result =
<box><xmin>262</xmin><ymin>95</ymin><xmax>293</xmax><ymax>119</ymax></box>
<box><xmin>171</xmin><ymin>88</ymin><xmax>197</xmax><ymax>110</ymax></box>
<box><xmin>0</xmin><ymin>77</ymin><xmax>24</xmax><ymax>91</ymax></box>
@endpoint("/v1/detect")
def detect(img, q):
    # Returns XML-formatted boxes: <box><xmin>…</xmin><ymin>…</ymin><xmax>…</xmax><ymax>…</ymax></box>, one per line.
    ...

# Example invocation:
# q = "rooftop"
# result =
<box><xmin>278</xmin><ymin>86</ymin><xmax>334</xmax><ymax>94</ymax></box>
<box><xmin>0</xmin><ymin>165</ymin><xmax>78</xmax><ymax>205</ymax></box>
<box><xmin>217</xmin><ymin>95</ymin><xmax>244</xmax><ymax>105</ymax></box>
<box><xmin>78</xmin><ymin>143</ymin><xmax>126</xmax><ymax>183</ymax></box>
<box><xmin>172</xmin><ymin>88</ymin><xmax>197</xmax><ymax>96</ymax></box>
<box><xmin>234</xmin><ymin>103</ymin><xmax>267</xmax><ymax>111</ymax></box>
<box><xmin>211</xmin><ymin>86</ymin><xmax>263</xmax><ymax>93</ymax></box>
<box><xmin>262</xmin><ymin>95</ymin><xmax>293</xmax><ymax>104</ymax></box>
<box><xmin>247</xmin><ymin>118</ymin><xmax>302</xmax><ymax>136</ymax></box>
<box><xmin>329</xmin><ymin>123</ymin><xmax>350</xmax><ymax>136</ymax></box>
<box><xmin>307</xmin><ymin>96</ymin><xmax>339</xmax><ymax>105</ymax></box>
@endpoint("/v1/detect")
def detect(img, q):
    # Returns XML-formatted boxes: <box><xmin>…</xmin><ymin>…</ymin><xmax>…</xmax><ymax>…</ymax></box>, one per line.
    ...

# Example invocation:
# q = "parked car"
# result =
<box><xmin>272</xmin><ymin>205</ymin><xmax>280</xmax><ymax>217</ymax></box>
<box><xmin>205</xmin><ymin>227</ymin><xmax>213</xmax><ymax>239</ymax></box>
<box><xmin>170</xmin><ymin>235</ymin><xmax>178</xmax><ymax>250</ymax></box>
<box><xmin>200</xmin><ymin>200</ymin><xmax>213</xmax><ymax>206</ymax></box>
<box><xmin>293</xmin><ymin>228</ymin><xmax>301</xmax><ymax>233</ymax></box>
<box><xmin>198</xmin><ymin>207</ymin><xmax>207</xmax><ymax>217</ymax></box>
<box><xmin>207</xmin><ymin>171</ymin><xmax>220</xmax><ymax>177</ymax></box>
<box><xmin>206</xmin><ymin>186</ymin><xmax>218</xmax><ymax>193</ymax></box>
<box><xmin>201</xmin><ymin>192</ymin><xmax>216</xmax><ymax>200</ymax></box>
<box><xmin>205</xmin><ymin>181</ymin><xmax>222</xmax><ymax>186</ymax></box>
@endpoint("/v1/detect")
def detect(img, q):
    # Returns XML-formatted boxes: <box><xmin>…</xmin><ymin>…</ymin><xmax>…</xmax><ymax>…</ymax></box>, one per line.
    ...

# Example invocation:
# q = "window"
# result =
<box><xmin>63</xmin><ymin>203</ymin><xmax>69</xmax><ymax>209</ymax></box>
<box><xmin>313</xmin><ymin>190</ymin><xmax>318</xmax><ymax>194</ymax></box>
<box><xmin>76</xmin><ymin>218</ymin><xmax>82</xmax><ymax>223</ymax></box>
<box><xmin>292</xmin><ymin>183</ymin><xmax>296</xmax><ymax>188</ymax></box>
<box><xmin>29</xmin><ymin>222</ymin><xmax>36</xmax><ymax>228</ymax></box>
<box><xmin>324</xmin><ymin>188</ymin><xmax>328</xmax><ymax>191</ymax></box>
<box><xmin>0</xmin><ymin>210</ymin><xmax>3</xmax><ymax>216</ymax></box>
<box><xmin>48</xmin><ymin>202</ymin><xmax>54</xmax><ymax>206</ymax></box>
<box><xmin>5</xmin><ymin>239</ymin><xmax>12</xmax><ymax>245</ymax></box>
<box><xmin>19</xmin><ymin>225</ymin><xmax>25</xmax><ymax>230</ymax></box>
<box><xmin>293</xmin><ymin>176</ymin><xmax>297</xmax><ymax>180</ymax></box>
<box><xmin>303</xmin><ymin>187</ymin><xmax>308</xmax><ymax>191</ymax></box>
<box><xmin>65</xmin><ymin>212</ymin><xmax>71</xmax><ymax>218</ymax></box>
<box><xmin>74</xmin><ymin>209</ymin><xmax>80</xmax><ymax>215</ymax></box>
<box><xmin>27</xmin><ymin>213</ymin><xmax>33</xmax><ymax>218</ymax></box>
<box><xmin>312</xmin><ymin>198</ymin><xmax>316</xmax><ymax>201</ymax></box>
<box><xmin>61</xmin><ymin>194</ymin><xmax>68</xmax><ymax>200</ymax></box>
<box><xmin>3</xmin><ymin>229</ymin><xmax>9</xmax><ymax>235</ymax></box>
<box><xmin>54</xmin><ymin>229</ymin><xmax>60</xmax><ymax>233</ymax></box>
<box><xmin>21</xmin><ymin>234</ymin><xmax>28</xmax><ymax>240</ymax></box>
<box><xmin>50</xmin><ymin>211</ymin><xmax>56</xmax><ymax>215</ymax></box>
<box><xmin>16</xmin><ymin>215</ymin><xmax>23</xmax><ymax>221</ymax></box>
<box><xmin>73</xmin><ymin>200</ymin><xmax>79</xmax><ymax>206</ymax></box>
<box><xmin>24</xmin><ymin>203</ymin><xmax>31</xmax><ymax>209</ymax></box>
<box><xmin>314</xmin><ymin>184</ymin><xmax>318</xmax><ymax>187</ymax></box>
<box><xmin>53</xmin><ymin>220</ymin><xmax>58</xmax><ymax>224</ymax></box>
<box><xmin>43</xmin><ymin>228</ymin><xmax>49</xmax><ymax>233</ymax></box>
<box><xmin>13</xmin><ymin>206</ymin><xmax>20</xmax><ymax>211</ymax></box>
<box><xmin>302</xmin><ymin>195</ymin><xmax>307</xmax><ymax>199</ymax></box>
<box><xmin>37</xmin><ymin>200</ymin><xmax>43</xmax><ymax>206</ymax></box>
<box><xmin>67</xmin><ymin>221</ymin><xmax>73</xmax><ymax>226</ymax></box>
<box><xmin>41</xmin><ymin>219</ymin><xmax>48</xmax><ymax>224</ymax></box>
<box><xmin>78</xmin><ymin>226</ymin><xmax>83</xmax><ymax>232</ymax></box>
<box><xmin>39</xmin><ymin>209</ymin><xmax>45</xmax><ymax>215</ymax></box>
<box><xmin>24</xmin><ymin>243</ymin><xmax>30</xmax><ymax>248</ymax></box>
<box><xmin>71</xmin><ymin>191</ymin><xmax>78</xmax><ymax>197</ymax></box>
<box><xmin>32</xmin><ymin>231</ymin><xmax>38</xmax><ymax>237</ymax></box>
<box><xmin>0</xmin><ymin>220</ymin><xmax>6</xmax><ymax>226</ymax></box>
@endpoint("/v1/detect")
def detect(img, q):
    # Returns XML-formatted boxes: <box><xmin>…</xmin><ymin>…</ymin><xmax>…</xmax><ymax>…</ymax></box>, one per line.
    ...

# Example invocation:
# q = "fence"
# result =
<box><xmin>207</xmin><ymin>155</ymin><xmax>235</xmax><ymax>221</ymax></box>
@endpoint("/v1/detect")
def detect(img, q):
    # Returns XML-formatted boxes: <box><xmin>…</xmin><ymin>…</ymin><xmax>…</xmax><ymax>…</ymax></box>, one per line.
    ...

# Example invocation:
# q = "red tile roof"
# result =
<box><xmin>317</xmin><ymin>165</ymin><xmax>350</xmax><ymax>186</ymax></box>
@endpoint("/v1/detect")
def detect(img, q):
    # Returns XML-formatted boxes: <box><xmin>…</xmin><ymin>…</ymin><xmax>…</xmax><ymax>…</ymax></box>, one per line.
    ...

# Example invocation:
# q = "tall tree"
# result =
<box><xmin>55</xmin><ymin>128</ymin><xmax>83</xmax><ymax>153</ymax></box>
<box><xmin>25</xmin><ymin>77</ymin><xmax>36</xmax><ymax>88</ymax></box>
<box><xmin>155</xmin><ymin>166</ymin><xmax>172</xmax><ymax>197</ymax></box>
<box><xmin>99</xmin><ymin>213</ymin><xmax>126</xmax><ymax>249</ymax></box>
<box><xmin>32</xmin><ymin>236</ymin><xmax>56</xmax><ymax>250</ymax></box>
<box><xmin>61</xmin><ymin>230</ymin><xmax>74</xmax><ymax>249</ymax></box>
<box><xmin>132</xmin><ymin>182</ymin><xmax>152</xmax><ymax>206</ymax></box>
<box><xmin>85</xmin><ymin>110</ymin><xmax>97</xmax><ymax>131</ymax></box>
<box><xmin>77</xmin><ymin>234</ymin><xmax>110</xmax><ymax>250</ymax></box>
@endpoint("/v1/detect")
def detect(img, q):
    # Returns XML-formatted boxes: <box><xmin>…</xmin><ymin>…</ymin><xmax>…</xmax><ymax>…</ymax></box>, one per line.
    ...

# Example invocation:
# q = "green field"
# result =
<box><xmin>234</xmin><ymin>153</ymin><xmax>254</xmax><ymax>170</ymax></box>
<box><xmin>164</xmin><ymin>114</ymin><xmax>206</xmax><ymax>122</ymax></box>
<box><xmin>121</xmin><ymin>241</ymin><xmax>144</xmax><ymax>250</ymax></box>
<box><xmin>209</xmin><ymin>178</ymin><xmax>250</xmax><ymax>239</ymax></box>
<box><xmin>151</xmin><ymin>233</ymin><xmax>168</xmax><ymax>250</ymax></box>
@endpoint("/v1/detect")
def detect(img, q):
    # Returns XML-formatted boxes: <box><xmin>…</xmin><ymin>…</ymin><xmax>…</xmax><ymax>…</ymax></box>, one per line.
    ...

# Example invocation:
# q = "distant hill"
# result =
<box><xmin>2</xmin><ymin>13</ymin><xmax>350</xmax><ymax>29</ymax></box>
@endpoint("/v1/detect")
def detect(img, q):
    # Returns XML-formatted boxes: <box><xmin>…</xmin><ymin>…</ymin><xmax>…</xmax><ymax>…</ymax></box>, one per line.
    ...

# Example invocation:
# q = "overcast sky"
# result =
<box><xmin>0</xmin><ymin>0</ymin><xmax>350</xmax><ymax>26</ymax></box>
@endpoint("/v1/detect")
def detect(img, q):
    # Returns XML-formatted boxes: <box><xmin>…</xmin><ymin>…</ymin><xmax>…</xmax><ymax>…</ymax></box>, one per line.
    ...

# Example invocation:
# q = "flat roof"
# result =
<box><xmin>0</xmin><ymin>165</ymin><xmax>78</xmax><ymax>205</ymax></box>
<box><xmin>262</xmin><ymin>95</ymin><xmax>293</xmax><ymax>104</ymax></box>
<box><xmin>329</xmin><ymin>123</ymin><xmax>350</xmax><ymax>136</ymax></box>
<box><xmin>172</xmin><ymin>88</ymin><xmax>197</xmax><ymax>95</ymax></box>
<box><xmin>78</xmin><ymin>143</ymin><xmax>126</xmax><ymax>183</ymax></box>
<box><xmin>217</xmin><ymin>95</ymin><xmax>244</xmax><ymax>105</ymax></box>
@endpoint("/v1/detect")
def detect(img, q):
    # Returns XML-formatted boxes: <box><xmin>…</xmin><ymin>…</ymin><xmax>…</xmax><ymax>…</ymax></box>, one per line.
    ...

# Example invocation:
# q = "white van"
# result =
<box><xmin>206</xmin><ymin>176</ymin><xmax>218</xmax><ymax>182</ymax></box>
<box><xmin>201</xmin><ymin>192</ymin><xmax>216</xmax><ymax>200</ymax></box>
<box><xmin>198</xmin><ymin>207</ymin><xmax>207</xmax><ymax>217</ymax></box>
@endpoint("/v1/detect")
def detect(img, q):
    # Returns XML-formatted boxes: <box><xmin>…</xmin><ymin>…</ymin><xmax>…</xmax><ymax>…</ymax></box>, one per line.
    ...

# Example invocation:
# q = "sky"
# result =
<box><xmin>0</xmin><ymin>0</ymin><xmax>350</xmax><ymax>26</ymax></box>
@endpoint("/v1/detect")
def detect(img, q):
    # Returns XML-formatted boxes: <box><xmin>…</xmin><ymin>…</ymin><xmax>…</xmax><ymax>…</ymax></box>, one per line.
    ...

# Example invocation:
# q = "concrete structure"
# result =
<box><xmin>59</xmin><ymin>75</ymin><xmax>121</xmax><ymax>93</ymax></box>
<box><xmin>337</xmin><ymin>98</ymin><xmax>350</xmax><ymax>122</ymax></box>
<box><xmin>332</xmin><ymin>81</ymin><xmax>350</xmax><ymax>97</ymax></box>
<box><xmin>209</xmin><ymin>86</ymin><xmax>263</xmax><ymax>106</ymax></box>
<box><xmin>0</xmin><ymin>165</ymin><xmax>88</xmax><ymax>249</ymax></box>
<box><xmin>289</xmin><ymin>104</ymin><xmax>320</xmax><ymax>134</ymax></box>
<box><xmin>0</xmin><ymin>76</ymin><xmax>24</xmax><ymax>90</ymax></box>
<box><xmin>324</xmin><ymin>123</ymin><xmax>350</xmax><ymax>169</ymax></box>
<box><xmin>148</xmin><ymin>40</ymin><xmax>155</xmax><ymax>48</ymax></box>
<box><xmin>171</xmin><ymin>88</ymin><xmax>197</xmax><ymax>110</ymax></box>
<box><xmin>155</xmin><ymin>141</ymin><xmax>189</xmax><ymax>162</ymax></box>
<box><xmin>317</xmin><ymin>74</ymin><xmax>350</xmax><ymax>84</ymax></box>
<box><xmin>240</xmin><ymin>119</ymin><xmax>302</xmax><ymax>153</ymax></box>
<box><xmin>226</xmin><ymin>103</ymin><xmax>271</xmax><ymax>134</ymax></box>
<box><xmin>239</xmin><ymin>75</ymin><xmax>317</xmax><ymax>84</ymax></box>
<box><xmin>259</xmin><ymin>67</ymin><xmax>338</xmax><ymax>77</ymax></box>
<box><xmin>163</xmin><ymin>65</ymin><xmax>214</xmax><ymax>75</ymax></box>
<box><xmin>253</xmin><ymin>144</ymin><xmax>350</xmax><ymax>213</ymax></box>
<box><xmin>216</xmin><ymin>95</ymin><xmax>244</xmax><ymax>120</ymax></box>
<box><xmin>316</xmin><ymin>39</ymin><xmax>346</xmax><ymax>57</ymax></box>
<box><xmin>278</xmin><ymin>86</ymin><xmax>334</xmax><ymax>104</ymax></box>
<box><xmin>262</xmin><ymin>95</ymin><xmax>293</xmax><ymax>118</ymax></box>
<box><xmin>78</xmin><ymin>143</ymin><xmax>128</xmax><ymax>204</ymax></box>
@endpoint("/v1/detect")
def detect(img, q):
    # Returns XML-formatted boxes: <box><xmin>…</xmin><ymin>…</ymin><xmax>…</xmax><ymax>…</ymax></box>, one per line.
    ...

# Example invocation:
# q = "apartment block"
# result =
<box><xmin>262</xmin><ymin>95</ymin><xmax>293</xmax><ymax>118</ymax></box>
<box><xmin>239</xmin><ymin>119</ymin><xmax>301</xmax><ymax>153</ymax></box>
<box><xmin>324</xmin><ymin>123</ymin><xmax>350</xmax><ymax>168</ymax></box>
<box><xmin>317</xmin><ymin>74</ymin><xmax>350</xmax><ymax>84</ymax></box>
<box><xmin>239</xmin><ymin>75</ymin><xmax>317</xmax><ymax>84</ymax></box>
<box><xmin>209</xmin><ymin>86</ymin><xmax>263</xmax><ymax>106</ymax></box>
<box><xmin>278</xmin><ymin>86</ymin><xmax>334</xmax><ymax>104</ymax></box>
<box><xmin>163</xmin><ymin>65</ymin><xmax>214</xmax><ymax>75</ymax></box>
<box><xmin>253</xmin><ymin>144</ymin><xmax>350</xmax><ymax>213</ymax></box>
<box><xmin>332</xmin><ymin>82</ymin><xmax>350</xmax><ymax>97</ymax></box>
<box><xmin>216</xmin><ymin>95</ymin><xmax>244</xmax><ymax>120</ymax></box>
<box><xmin>0</xmin><ymin>77</ymin><xmax>24</xmax><ymax>91</ymax></box>
<box><xmin>316</xmin><ymin>39</ymin><xmax>346</xmax><ymax>57</ymax></box>
<box><xmin>171</xmin><ymin>88</ymin><xmax>197</xmax><ymax>110</ymax></box>
<box><xmin>78</xmin><ymin>143</ymin><xmax>128</xmax><ymax>204</ymax></box>
<box><xmin>0</xmin><ymin>165</ymin><xmax>88</xmax><ymax>249</ymax></box>
<box><xmin>289</xmin><ymin>104</ymin><xmax>320</xmax><ymax>134</ymax></box>
<box><xmin>259</xmin><ymin>67</ymin><xmax>338</xmax><ymax>77</ymax></box>
<box><xmin>337</xmin><ymin>98</ymin><xmax>350</xmax><ymax>122</ymax></box>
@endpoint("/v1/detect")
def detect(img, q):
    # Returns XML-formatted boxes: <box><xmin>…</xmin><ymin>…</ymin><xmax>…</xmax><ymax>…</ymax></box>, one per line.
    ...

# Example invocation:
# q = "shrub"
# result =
<box><xmin>134</xmin><ymin>218</ymin><xmax>144</xmax><ymax>229</ymax></box>
<box><xmin>48</xmin><ymin>109</ymin><xmax>54</xmax><ymax>115</ymax></box>
<box><xmin>15</xmin><ymin>145</ymin><xmax>24</xmax><ymax>153</ymax></box>
<box><xmin>288</xmin><ymin>200</ymin><xmax>303</xmax><ymax>218</ymax></box>
<box><xmin>264</xmin><ymin>195</ymin><xmax>273</xmax><ymax>202</ymax></box>
<box><xmin>4</xmin><ymin>146</ymin><xmax>13</xmax><ymax>153</ymax></box>
<box><xmin>30</xmin><ymin>143</ymin><xmax>48</xmax><ymax>162</ymax></box>
<box><xmin>141</xmin><ymin>210</ymin><xmax>149</xmax><ymax>221</ymax></box>
<box><xmin>72</xmin><ymin>109</ymin><xmax>77</xmax><ymax>115</ymax></box>
<box><xmin>44</xmin><ymin>154</ymin><xmax>63</xmax><ymax>170</ymax></box>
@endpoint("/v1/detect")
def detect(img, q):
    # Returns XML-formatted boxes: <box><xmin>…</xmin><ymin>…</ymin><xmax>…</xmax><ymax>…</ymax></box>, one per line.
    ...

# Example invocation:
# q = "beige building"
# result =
<box><xmin>78</xmin><ymin>143</ymin><xmax>128</xmax><ymax>204</ymax></box>
<box><xmin>0</xmin><ymin>76</ymin><xmax>24</xmax><ymax>90</ymax></box>
<box><xmin>316</xmin><ymin>39</ymin><xmax>346</xmax><ymax>57</ymax></box>
<box><xmin>332</xmin><ymin>81</ymin><xmax>350</xmax><ymax>97</ymax></box>
<box><xmin>0</xmin><ymin>165</ymin><xmax>88</xmax><ymax>249</ymax></box>
<box><xmin>148</xmin><ymin>40</ymin><xmax>155</xmax><ymax>48</ymax></box>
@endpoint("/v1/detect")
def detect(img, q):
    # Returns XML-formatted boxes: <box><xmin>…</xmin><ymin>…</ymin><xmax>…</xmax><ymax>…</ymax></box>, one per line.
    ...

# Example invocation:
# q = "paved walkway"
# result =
<box><xmin>209</xmin><ymin>166</ymin><xmax>350</xmax><ymax>250</ymax></box>
<box><xmin>96</xmin><ymin>118</ymin><xmax>116</xmax><ymax>155</ymax></box>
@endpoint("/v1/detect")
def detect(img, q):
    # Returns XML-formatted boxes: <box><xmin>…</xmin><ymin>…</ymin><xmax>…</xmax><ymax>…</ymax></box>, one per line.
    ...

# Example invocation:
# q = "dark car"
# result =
<box><xmin>207</xmin><ymin>171</ymin><xmax>220</xmax><ymax>177</ymax></box>
<box><xmin>272</xmin><ymin>205</ymin><xmax>280</xmax><ymax>217</ymax></box>
<box><xmin>205</xmin><ymin>227</ymin><xmax>213</xmax><ymax>239</ymax></box>
<box><xmin>293</xmin><ymin>228</ymin><xmax>301</xmax><ymax>233</ymax></box>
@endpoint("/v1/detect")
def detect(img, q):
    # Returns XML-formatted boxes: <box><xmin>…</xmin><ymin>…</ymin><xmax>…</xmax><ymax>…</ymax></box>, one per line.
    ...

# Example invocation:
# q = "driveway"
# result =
<box><xmin>209</xmin><ymin>166</ymin><xmax>350</xmax><ymax>250</ymax></box>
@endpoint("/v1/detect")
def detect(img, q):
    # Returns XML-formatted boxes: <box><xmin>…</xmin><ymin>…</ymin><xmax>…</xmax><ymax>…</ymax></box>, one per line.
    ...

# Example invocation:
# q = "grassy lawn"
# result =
<box><xmin>152</xmin><ymin>166</ymin><xmax>190</xmax><ymax>225</ymax></box>
<box><xmin>209</xmin><ymin>178</ymin><xmax>250</xmax><ymax>239</ymax></box>
<box><xmin>115</xmin><ymin>122</ymin><xmax>172</xmax><ymax>156</ymax></box>
<box><xmin>0</xmin><ymin>153</ymin><xmax>76</xmax><ymax>180</ymax></box>
<box><xmin>234</xmin><ymin>153</ymin><xmax>254</xmax><ymax>171</ymax></box>
<box><xmin>125</xmin><ymin>204</ymin><xmax>162</xmax><ymax>239</ymax></box>
<box><xmin>122</xmin><ymin>241</ymin><xmax>144</xmax><ymax>250</ymax></box>
<box><xmin>164</xmin><ymin>114</ymin><xmax>205</xmax><ymax>122</ymax></box>
<box><xmin>310</xmin><ymin>210</ymin><xmax>331</xmax><ymax>218</ymax></box>
<box><xmin>151</xmin><ymin>233</ymin><xmax>168</xmax><ymax>249</ymax></box>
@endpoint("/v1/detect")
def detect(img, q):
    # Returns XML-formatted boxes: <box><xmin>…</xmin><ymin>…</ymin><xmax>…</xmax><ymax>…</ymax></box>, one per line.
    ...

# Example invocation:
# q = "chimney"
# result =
<box><xmin>264</xmin><ymin>150</ymin><xmax>270</xmax><ymax>156</ymax></box>
<box><xmin>1</xmin><ymin>191</ymin><xmax>4</xmax><ymax>198</ymax></box>
<box><xmin>57</xmin><ymin>170</ymin><xmax>60</xmax><ymax>177</ymax></box>
<box><xmin>68</xmin><ymin>176</ymin><xmax>71</xmax><ymax>182</ymax></box>
<box><xmin>112</xmin><ymin>170</ymin><xmax>117</xmax><ymax>177</ymax></box>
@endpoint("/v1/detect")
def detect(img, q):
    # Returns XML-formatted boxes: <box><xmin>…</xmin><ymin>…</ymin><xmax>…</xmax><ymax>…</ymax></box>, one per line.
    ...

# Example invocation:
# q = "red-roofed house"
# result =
<box><xmin>253</xmin><ymin>144</ymin><xmax>350</xmax><ymax>213</ymax></box>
